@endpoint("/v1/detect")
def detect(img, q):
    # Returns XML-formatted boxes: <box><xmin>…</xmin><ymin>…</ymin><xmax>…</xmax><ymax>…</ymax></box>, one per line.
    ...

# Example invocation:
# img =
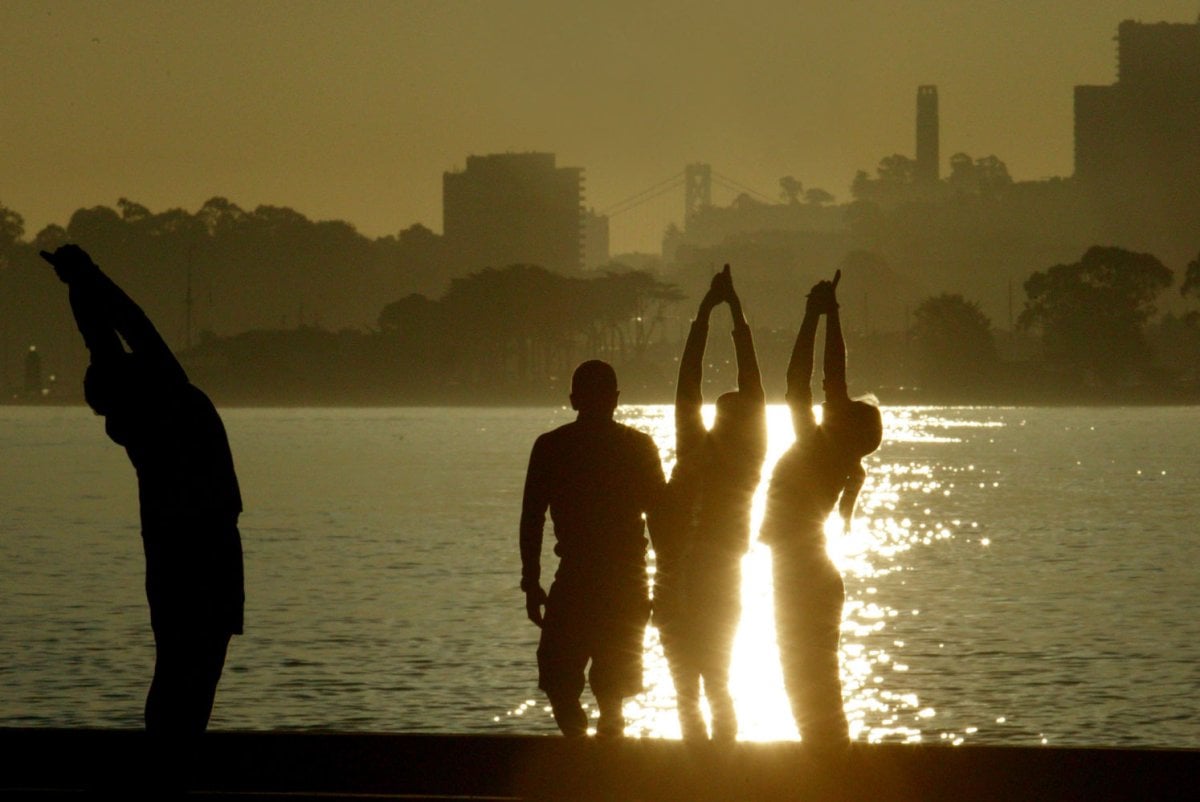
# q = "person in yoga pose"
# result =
<box><xmin>651</xmin><ymin>265</ymin><xmax>766</xmax><ymax>741</ymax></box>
<box><xmin>762</xmin><ymin>271</ymin><xmax>881</xmax><ymax>746</ymax></box>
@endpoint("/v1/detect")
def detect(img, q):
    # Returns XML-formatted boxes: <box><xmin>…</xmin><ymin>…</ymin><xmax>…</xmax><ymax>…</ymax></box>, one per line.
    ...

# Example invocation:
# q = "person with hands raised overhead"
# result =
<box><xmin>761</xmin><ymin>270</ymin><xmax>882</xmax><ymax>747</ymax></box>
<box><xmin>650</xmin><ymin>264</ymin><xmax>767</xmax><ymax>741</ymax></box>
<box><xmin>42</xmin><ymin>244</ymin><xmax>244</xmax><ymax>759</ymax></box>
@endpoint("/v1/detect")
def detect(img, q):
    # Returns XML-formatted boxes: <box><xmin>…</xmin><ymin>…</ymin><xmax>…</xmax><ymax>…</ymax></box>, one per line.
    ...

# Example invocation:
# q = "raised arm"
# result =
<box><xmin>785</xmin><ymin>283</ymin><xmax>825</xmax><ymax>436</ymax></box>
<box><xmin>43</xmin><ymin>245</ymin><xmax>123</xmax><ymax>363</ymax></box>
<box><xmin>676</xmin><ymin>270</ymin><xmax>724</xmax><ymax>451</ymax></box>
<box><xmin>821</xmin><ymin>270</ymin><xmax>849</xmax><ymax>405</ymax></box>
<box><xmin>67</xmin><ymin>282</ymin><xmax>125</xmax><ymax>364</ymax></box>
<box><xmin>726</xmin><ymin>270</ymin><xmax>764</xmax><ymax>406</ymax></box>
<box><xmin>93</xmin><ymin>270</ymin><xmax>187</xmax><ymax>384</ymax></box>
<box><xmin>44</xmin><ymin>245</ymin><xmax>187</xmax><ymax>384</ymax></box>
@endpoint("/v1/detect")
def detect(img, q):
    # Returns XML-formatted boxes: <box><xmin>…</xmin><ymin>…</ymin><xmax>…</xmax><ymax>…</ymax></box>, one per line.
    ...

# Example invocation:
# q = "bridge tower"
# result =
<box><xmin>684</xmin><ymin>163</ymin><xmax>712</xmax><ymax>228</ymax></box>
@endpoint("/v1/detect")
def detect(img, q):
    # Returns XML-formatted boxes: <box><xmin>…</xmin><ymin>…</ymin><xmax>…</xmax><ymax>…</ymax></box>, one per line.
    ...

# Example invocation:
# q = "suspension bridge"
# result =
<box><xmin>597</xmin><ymin>164</ymin><xmax>778</xmax><ymax>253</ymax></box>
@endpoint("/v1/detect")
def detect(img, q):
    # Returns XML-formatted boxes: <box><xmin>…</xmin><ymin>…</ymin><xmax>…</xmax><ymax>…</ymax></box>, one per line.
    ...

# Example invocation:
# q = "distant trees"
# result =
<box><xmin>0</xmin><ymin>196</ymin><xmax>458</xmax><ymax>395</ymax></box>
<box><xmin>376</xmin><ymin>264</ymin><xmax>682</xmax><ymax>393</ymax></box>
<box><xmin>1182</xmin><ymin>252</ymin><xmax>1200</xmax><ymax>322</ymax></box>
<box><xmin>853</xmin><ymin>152</ymin><xmax>1013</xmax><ymax>205</ymax></box>
<box><xmin>1019</xmin><ymin>246</ymin><xmax>1172</xmax><ymax>384</ymax></box>
<box><xmin>946</xmin><ymin>153</ymin><xmax>1013</xmax><ymax>197</ymax></box>
<box><xmin>10</xmin><ymin>197</ymin><xmax>440</xmax><ymax>341</ymax></box>
<box><xmin>851</xmin><ymin>154</ymin><xmax>917</xmax><ymax>205</ymax></box>
<box><xmin>0</xmin><ymin>204</ymin><xmax>24</xmax><ymax>249</ymax></box>
<box><xmin>779</xmin><ymin>176</ymin><xmax>803</xmax><ymax>204</ymax></box>
<box><xmin>777</xmin><ymin>178</ymin><xmax>832</xmax><ymax>207</ymax></box>
<box><xmin>804</xmin><ymin>188</ymin><xmax>835</xmax><ymax>206</ymax></box>
<box><xmin>911</xmin><ymin>294</ymin><xmax>997</xmax><ymax>391</ymax></box>
<box><xmin>0</xmin><ymin>204</ymin><xmax>25</xmax><ymax>274</ymax></box>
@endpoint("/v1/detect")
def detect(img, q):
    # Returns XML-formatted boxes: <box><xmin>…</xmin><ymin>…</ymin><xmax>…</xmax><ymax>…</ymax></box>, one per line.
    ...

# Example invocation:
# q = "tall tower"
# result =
<box><xmin>916</xmin><ymin>85</ymin><xmax>939</xmax><ymax>183</ymax></box>
<box><xmin>684</xmin><ymin>163</ymin><xmax>712</xmax><ymax>228</ymax></box>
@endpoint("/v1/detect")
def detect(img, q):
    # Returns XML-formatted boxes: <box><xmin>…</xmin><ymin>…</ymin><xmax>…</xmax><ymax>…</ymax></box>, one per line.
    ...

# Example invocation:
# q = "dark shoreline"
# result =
<box><xmin>2</xmin><ymin>727</ymin><xmax>1197</xmax><ymax>801</ymax></box>
<box><xmin>5</xmin><ymin>393</ymin><xmax>1200</xmax><ymax>410</ymax></box>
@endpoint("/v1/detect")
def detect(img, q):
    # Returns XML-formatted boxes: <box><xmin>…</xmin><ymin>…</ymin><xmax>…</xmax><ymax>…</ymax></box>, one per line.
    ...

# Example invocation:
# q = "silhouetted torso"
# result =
<box><xmin>521</xmin><ymin>416</ymin><xmax>661</xmax><ymax>584</ymax></box>
<box><xmin>762</xmin><ymin>425</ymin><xmax>847</xmax><ymax>563</ymax></box>
<box><xmin>662</xmin><ymin>320</ymin><xmax>766</xmax><ymax>559</ymax></box>
<box><xmin>116</xmin><ymin>382</ymin><xmax>244</xmax><ymax>634</ymax></box>
<box><xmin>670</xmin><ymin>421</ymin><xmax>766</xmax><ymax>556</ymax></box>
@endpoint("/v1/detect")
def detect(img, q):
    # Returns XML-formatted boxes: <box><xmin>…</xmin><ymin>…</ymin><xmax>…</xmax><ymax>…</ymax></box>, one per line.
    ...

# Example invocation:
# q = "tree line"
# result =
<box><xmin>3</xmin><ymin>197</ymin><xmax>1200</xmax><ymax>405</ymax></box>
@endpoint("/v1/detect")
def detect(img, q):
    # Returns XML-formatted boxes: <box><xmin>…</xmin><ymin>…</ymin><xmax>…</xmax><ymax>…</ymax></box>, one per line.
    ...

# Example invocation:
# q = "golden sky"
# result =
<box><xmin>2</xmin><ymin>1</ymin><xmax>1197</xmax><ymax>253</ymax></box>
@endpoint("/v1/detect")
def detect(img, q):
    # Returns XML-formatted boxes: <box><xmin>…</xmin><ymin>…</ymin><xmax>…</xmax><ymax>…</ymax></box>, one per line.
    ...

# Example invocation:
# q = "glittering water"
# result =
<box><xmin>1</xmin><ymin>405</ymin><xmax>1198</xmax><ymax>748</ymax></box>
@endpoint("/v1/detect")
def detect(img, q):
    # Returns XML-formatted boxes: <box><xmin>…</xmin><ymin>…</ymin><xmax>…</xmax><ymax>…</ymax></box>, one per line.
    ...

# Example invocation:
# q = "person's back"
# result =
<box><xmin>520</xmin><ymin>360</ymin><xmax>665</xmax><ymax>738</ymax></box>
<box><xmin>686</xmin><ymin>407</ymin><xmax>766</xmax><ymax>554</ymax></box>
<box><xmin>117</xmin><ymin>379</ymin><xmax>245</xmax><ymax>635</ymax></box>
<box><xmin>122</xmin><ymin>382</ymin><xmax>241</xmax><ymax>519</ymax></box>
<box><xmin>760</xmin><ymin>428</ymin><xmax>845</xmax><ymax>561</ymax></box>
<box><xmin>526</xmin><ymin>415</ymin><xmax>658</xmax><ymax>579</ymax></box>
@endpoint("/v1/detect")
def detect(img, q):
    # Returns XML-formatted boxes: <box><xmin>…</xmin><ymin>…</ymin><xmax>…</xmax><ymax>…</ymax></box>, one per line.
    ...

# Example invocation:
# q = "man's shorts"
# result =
<box><xmin>537</xmin><ymin>571</ymin><xmax>649</xmax><ymax>700</ymax></box>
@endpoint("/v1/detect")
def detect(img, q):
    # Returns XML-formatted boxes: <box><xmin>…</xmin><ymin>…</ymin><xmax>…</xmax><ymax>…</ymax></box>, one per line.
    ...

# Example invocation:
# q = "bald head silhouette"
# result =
<box><xmin>570</xmin><ymin>360</ymin><xmax>619</xmax><ymax>418</ymax></box>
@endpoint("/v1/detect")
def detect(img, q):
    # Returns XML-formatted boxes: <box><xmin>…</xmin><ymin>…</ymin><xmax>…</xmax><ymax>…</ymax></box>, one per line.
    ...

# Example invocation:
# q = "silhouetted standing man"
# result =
<box><xmin>651</xmin><ymin>265</ymin><xmax>766</xmax><ymax>741</ymax></box>
<box><xmin>520</xmin><ymin>360</ymin><xmax>665</xmax><ymax>737</ymax></box>
<box><xmin>762</xmin><ymin>272</ymin><xmax>882</xmax><ymax>747</ymax></box>
<box><xmin>43</xmin><ymin>245</ymin><xmax>244</xmax><ymax>744</ymax></box>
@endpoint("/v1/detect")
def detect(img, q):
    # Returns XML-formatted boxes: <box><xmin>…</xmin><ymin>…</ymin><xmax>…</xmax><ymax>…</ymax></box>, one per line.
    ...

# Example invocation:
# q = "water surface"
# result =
<box><xmin>2</xmin><ymin>405</ymin><xmax>1197</xmax><ymax>747</ymax></box>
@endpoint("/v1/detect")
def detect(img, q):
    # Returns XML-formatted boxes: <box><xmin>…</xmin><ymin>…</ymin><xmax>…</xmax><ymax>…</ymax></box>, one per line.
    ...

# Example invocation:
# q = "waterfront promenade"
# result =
<box><xmin>2</xmin><ymin>728</ymin><xmax>1195</xmax><ymax>800</ymax></box>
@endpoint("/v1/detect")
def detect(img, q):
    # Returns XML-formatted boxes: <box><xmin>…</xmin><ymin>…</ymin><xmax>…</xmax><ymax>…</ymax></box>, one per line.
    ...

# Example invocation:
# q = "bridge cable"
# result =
<box><xmin>600</xmin><ymin>172</ymin><xmax>685</xmax><ymax>216</ymax></box>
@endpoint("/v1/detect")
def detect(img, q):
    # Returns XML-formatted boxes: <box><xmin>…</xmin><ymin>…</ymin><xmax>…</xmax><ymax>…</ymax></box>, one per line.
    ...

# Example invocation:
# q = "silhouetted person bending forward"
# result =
<box><xmin>520</xmin><ymin>360</ymin><xmax>665</xmax><ymax>737</ymax></box>
<box><xmin>43</xmin><ymin>245</ymin><xmax>244</xmax><ymax>740</ymax></box>
<box><xmin>651</xmin><ymin>265</ymin><xmax>765</xmax><ymax>741</ymax></box>
<box><xmin>761</xmin><ymin>273</ymin><xmax>881</xmax><ymax>747</ymax></box>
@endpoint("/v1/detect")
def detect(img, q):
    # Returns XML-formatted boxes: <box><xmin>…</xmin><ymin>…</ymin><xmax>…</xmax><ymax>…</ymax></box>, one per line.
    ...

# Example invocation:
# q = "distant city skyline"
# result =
<box><xmin>2</xmin><ymin>1</ymin><xmax>1197</xmax><ymax>254</ymax></box>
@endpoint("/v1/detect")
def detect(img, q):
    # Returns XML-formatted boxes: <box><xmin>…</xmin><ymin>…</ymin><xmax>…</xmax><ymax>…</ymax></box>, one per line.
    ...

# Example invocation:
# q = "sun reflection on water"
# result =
<box><xmin>546</xmin><ymin>403</ymin><xmax>984</xmax><ymax>742</ymax></box>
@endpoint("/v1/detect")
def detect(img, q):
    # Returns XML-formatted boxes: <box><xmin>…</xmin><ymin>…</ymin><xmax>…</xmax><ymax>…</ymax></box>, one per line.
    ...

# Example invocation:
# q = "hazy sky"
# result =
<box><xmin>3</xmin><ymin>1</ymin><xmax>1197</xmax><ymax>253</ymax></box>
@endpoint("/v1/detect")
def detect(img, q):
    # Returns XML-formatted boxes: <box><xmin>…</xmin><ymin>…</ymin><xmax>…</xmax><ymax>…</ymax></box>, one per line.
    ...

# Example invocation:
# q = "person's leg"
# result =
<box><xmin>691</xmin><ymin>553</ymin><xmax>741</xmax><ymax>741</ymax></box>
<box><xmin>538</xmin><ymin>584</ymin><xmax>589</xmax><ymax>737</ymax></box>
<box><xmin>593</xmin><ymin>693</ymin><xmax>625</xmax><ymax>739</ymax></box>
<box><xmin>772</xmin><ymin>552</ymin><xmax>809</xmax><ymax>738</ymax></box>
<box><xmin>774</xmin><ymin>560</ymin><xmax>849</xmax><ymax>746</ymax></box>
<box><xmin>701</xmin><ymin>640</ymin><xmax>738</xmax><ymax>741</ymax></box>
<box><xmin>144</xmin><ymin>625</ymin><xmax>231</xmax><ymax>793</ymax></box>
<box><xmin>657</xmin><ymin>587</ymin><xmax>706</xmax><ymax>740</ymax></box>
<box><xmin>544</xmin><ymin>685</ymin><xmax>588</xmax><ymax>737</ymax></box>
<box><xmin>145</xmin><ymin>627</ymin><xmax>231</xmax><ymax>736</ymax></box>
<box><xmin>669</xmin><ymin>658</ymin><xmax>706</xmax><ymax>740</ymax></box>
<box><xmin>589</xmin><ymin>576</ymin><xmax>650</xmax><ymax>739</ymax></box>
<box><xmin>795</xmin><ymin>588</ymin><xmax>849</xmax><ymax>747</ymax></box>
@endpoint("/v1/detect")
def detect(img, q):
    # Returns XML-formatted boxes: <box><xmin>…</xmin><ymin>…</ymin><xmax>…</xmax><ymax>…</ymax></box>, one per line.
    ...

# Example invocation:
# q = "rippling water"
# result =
<box><xmin>1</xmin><ymin>405</ymin><xmax>1198</xmax><ymax>747</ymax></box>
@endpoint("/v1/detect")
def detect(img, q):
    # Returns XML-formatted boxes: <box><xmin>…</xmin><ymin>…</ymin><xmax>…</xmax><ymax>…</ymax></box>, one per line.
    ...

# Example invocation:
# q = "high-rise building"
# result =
<box><xmin>582</xmin><ymin>208</ymin><xmax>610</xmax><ymax>269</ymax></box>
<box><xmin>1074</xmin><ymin>19</ymin><xmax>1200</xmax><ymax>245</ymax></box>
<box><xmin>916</xmin><ymin>85</ymin><xmax>940</xmax><ymax>183</ymax></box>
<box><xmin>443</xmin><ymin>152</ymin><xmax>584</xmax><ymax>273</ymax></box>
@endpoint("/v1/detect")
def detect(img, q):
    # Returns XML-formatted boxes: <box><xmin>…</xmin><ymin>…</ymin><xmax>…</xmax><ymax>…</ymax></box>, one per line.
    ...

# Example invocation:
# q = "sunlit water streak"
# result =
<box><xmin>2</xmin><ymin>405</ymin><xmax>1199</xmax><ymax>748</ymax></box>
<box><xmin>616</xmin><ymin>404</ymin><xmax>966</xmax><ymax>742</ymax></box>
